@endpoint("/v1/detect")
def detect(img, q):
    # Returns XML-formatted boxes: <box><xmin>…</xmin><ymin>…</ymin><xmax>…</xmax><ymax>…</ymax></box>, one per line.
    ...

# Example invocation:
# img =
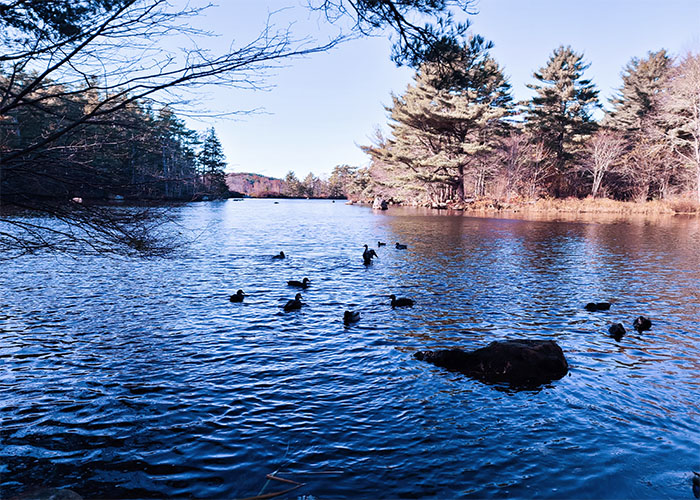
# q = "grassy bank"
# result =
<box><xmin>446</xmin><ymin>197</ymin><xmax>700</xmax><ymax>216</ymax></box>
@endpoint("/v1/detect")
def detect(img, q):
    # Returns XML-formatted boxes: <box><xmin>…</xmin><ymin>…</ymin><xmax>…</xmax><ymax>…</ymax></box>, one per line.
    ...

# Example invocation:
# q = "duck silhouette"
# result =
<box><xmin>633</xmin><ymin>316</ymin><xmax>652</xmax><ymax>332</ymax></box>
<box><xmin>343</xmin><ymin>310</ymin><xmax>360</xmax><ymax>325</ymax></box>
<box><xmin>229</xmin><ymin>290</ymin><xmax>246</xmax><ymax>302</ymax></box>
<box><xmin>288</xmin><ymin>277</ymin><xmax>310</xmax><ymax>288</ymax></box>
<box><xmin>363</xmin><ymin>244</ymin><xmax>378</xmax><ymax>265</ymax></box>
<box><xmin>395</xmin><ymin>242</ymin><xmax>407</xmax><ymax>249</ymax></box>
<box><xmin>283</xmin><ymin>293</ymin><xmax>303</xmax><ymax>312</ymax></box>
<box><xmin>377</xmin><ymin>241</ymin><xmax>387</xmax><ymax>247</ymax></box>
<box><xmin>585</xmin><ymin>302</ymin><xmax>610</xmax><ymax>312</ymax></box>
<box><xmin>608</xmin><ymin>323</ymin><xmax>626</xmax><ymax>341</ymax></box>
<box><xmin>389</xmin><ymin>294</ymin><xmax>414</xmax><ymax>308</ymax></box>
<box><xmin>272</xmin><ymin>251</ymin><xmax>285</xmax><ymax>260</ymax></box>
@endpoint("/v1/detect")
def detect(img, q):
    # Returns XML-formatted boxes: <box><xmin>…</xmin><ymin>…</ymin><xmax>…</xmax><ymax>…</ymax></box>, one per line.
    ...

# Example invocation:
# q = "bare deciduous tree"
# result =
<box><xmin>579</xmin><ymin>129</ymin><xmax>626</xmax><ymax>198</ymax></box>
<box><xmin>662</xmin><ymin>52</ymin><xmax>700</xmax><ymax>201</ymax></box>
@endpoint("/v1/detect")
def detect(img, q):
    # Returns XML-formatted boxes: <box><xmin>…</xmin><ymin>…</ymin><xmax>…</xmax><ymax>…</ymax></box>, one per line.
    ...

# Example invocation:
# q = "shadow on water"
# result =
<box><xmin>1</xmin><ymin>199</ymin><xmax>699</xmax><ymax>498</ymax></box>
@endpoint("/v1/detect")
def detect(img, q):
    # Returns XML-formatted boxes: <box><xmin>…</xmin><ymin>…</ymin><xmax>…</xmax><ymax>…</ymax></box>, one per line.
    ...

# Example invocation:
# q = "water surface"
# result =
<box><xmin>1</xmin><ymin>199</ymin><xmax>699</xmax><ymax>498</ymax></box>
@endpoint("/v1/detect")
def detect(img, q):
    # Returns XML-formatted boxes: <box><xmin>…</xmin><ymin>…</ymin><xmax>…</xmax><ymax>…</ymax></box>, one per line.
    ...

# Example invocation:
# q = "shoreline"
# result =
<box><xmin>355</xmin><ymin>197</ymin><xmax>700</xmax><ymax>218</ymax></box>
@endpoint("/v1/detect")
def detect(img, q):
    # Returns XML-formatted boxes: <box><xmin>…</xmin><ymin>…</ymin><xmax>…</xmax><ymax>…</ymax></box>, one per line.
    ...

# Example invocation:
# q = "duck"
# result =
<box><xmin>389</xmin><ymin>294</ymin><xmax>414</xmax><ymax>308</ymax></box>
<box><xmin>633</xmin><ymin>315</ymin><xmax>652</xmax><ymax>332</ymax></box>
<box><xmin>272</xmin><ymin>251</ymin><xmax>285</xmax><ymax>260</ymax></box>
<box><xmin>343</xmin><ymin>310</ymin><xmax>361</xmax><ymax>325</ymax></box>
<box><xmin>288</xmin><ymin>277</ymin><xmax>310</xmax><ymax>288</ymax></box>
<box><xmin>395</xmin><ymin>242</ymin><xmax>407</xmax><ymax>249</ymax></box>
<box><xmin>608</xmin><ymin>323</ymin><xmax>626</xmax><ymax>341</ymax></box>
<box><xmin>377</xmin><ymin>241</ymin><xmax>386</xmax><ymax>247</ymax></box>
<box><xmin>584</xmin><ymin>302</ymin><xmax>611</xmax><ymax>312</ymax></box>
<box><xmin>283</xmin><ymin>293</ymin><xmax>303</xmax><ymax>312</ymax></box>
<box><xmin>363</xmin><ymin>244</ymin><xmax>378</xmax><ymax>265</ymax></box>
<box><xmin>229</xmin><ymin>289</ymin><xmax>246</xmax><ymax>302</ymax></box>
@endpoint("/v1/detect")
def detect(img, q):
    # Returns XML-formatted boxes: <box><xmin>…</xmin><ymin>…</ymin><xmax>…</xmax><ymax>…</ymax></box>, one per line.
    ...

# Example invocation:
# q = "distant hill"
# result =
<box><xmin>225</xmin><ymin>172</ymin><xmax>285</xmax><ymax>198</ymax></box>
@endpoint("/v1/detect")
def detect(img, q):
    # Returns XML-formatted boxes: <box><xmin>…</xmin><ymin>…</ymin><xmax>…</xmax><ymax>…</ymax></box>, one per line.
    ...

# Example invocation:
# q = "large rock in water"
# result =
<box><xmin>414</xmin><ymin>339</ymin><xmax>568</xmax><ymax>386</ymax></box>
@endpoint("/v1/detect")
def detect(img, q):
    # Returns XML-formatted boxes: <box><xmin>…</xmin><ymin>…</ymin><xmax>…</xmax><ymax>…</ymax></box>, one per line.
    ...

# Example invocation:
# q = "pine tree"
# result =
<box><xmin>607</xmin><ymin>50</ymin><xmax>671</xmax><ymax>132</ymax></box>
<box><xmin>605</xmin><ymin>50</ymin><xmax>673</xmax><ymax>200</ymax></box>
<box><xmin>197</xmin><ymin>127</ymin><xmax>228</xmax><ymax>197</ymax></box>
<box><xmin>525</xmin><ymin>46</ymin><xmax>600</xmax><ymax>193</ymax></box>
<box><xmin>327</xmin><ymin>164</ymin><xmax>358</xmax><ymax>198</ymax></box>
<box><xmin>283</xmin><ymin>171</ymin><xmax>305</xmax><ymax>197</ymax></box>
<box><xmin>370</xmin><ymin>36</ymin><xmax>513</xmax><ymax>204</ymax></box>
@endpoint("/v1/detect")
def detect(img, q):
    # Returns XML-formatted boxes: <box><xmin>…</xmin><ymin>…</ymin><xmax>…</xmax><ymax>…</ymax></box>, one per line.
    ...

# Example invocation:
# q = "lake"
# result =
<box><xmin>1</xmin><ymin>199</ymin><xmax>699</xmax><ymax>498</ymax></box>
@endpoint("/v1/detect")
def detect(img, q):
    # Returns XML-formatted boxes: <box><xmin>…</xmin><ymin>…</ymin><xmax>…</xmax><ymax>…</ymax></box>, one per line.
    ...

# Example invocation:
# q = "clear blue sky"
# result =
<box><xmin>181</xmin><ymin>0</ymin><xmax>700</xmax><ymax>180</ymax></box>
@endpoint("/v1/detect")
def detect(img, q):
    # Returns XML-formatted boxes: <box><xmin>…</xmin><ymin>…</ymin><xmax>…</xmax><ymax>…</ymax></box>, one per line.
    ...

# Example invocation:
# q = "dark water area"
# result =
<box><xmin>1</xmin><ymin>199</ymin><xmax>699</xmax><ymax>499</ymax></box>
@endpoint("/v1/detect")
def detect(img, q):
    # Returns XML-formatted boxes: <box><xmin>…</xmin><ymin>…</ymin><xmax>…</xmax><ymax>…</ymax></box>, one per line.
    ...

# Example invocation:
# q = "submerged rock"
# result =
<box><xmin>633</xmin><ymin>316</ymin><xmax>652</xmax><ymax>332</ymax></box>
<box><xmin>414</xmin><ymin>339</ymin><xmax>568</xmax><ymax>386</ymax></box>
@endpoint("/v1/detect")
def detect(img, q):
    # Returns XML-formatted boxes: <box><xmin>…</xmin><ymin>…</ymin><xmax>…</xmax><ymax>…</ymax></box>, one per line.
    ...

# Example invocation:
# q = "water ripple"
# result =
<box><xmin>1</xmin><ymin>200</ymin><xmax>698</xmax><ymax>498</ymax></box>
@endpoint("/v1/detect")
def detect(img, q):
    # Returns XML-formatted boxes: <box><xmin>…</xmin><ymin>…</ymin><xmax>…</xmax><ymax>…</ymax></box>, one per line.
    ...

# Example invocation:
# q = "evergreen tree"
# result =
<box><xmin>606</xmin><ymin>50</ymin><xmax>672</xmax><ymax>133</ymax></box>
<box><xmin>525</xmin><ymin>45</ymin><xmax>600</xmax><ymax>194</ymax></box>
<box><xmin>283</xmin><ymin>171</ymin><xmax>305</xmax><ymax>197</ymax></box>
<box><xmin>605</xmin><ymin>50</ymin><xmax>673</xmax><ymax>200</ymax></box>
<box><xmin>197</xmin><ymin>127</ymin><xmax>228</xmax><ymax>197</ymax></box>
<box><xmin>370</xmin><ymin>36</ymin><xmax>513</xmax><ymax>204</ymax></box>
<box><xmin>328</xmin><ymin>164</ymin><xmax>358</xmax><ymax>198</ymax></box>
<box><xmin>302</xmin><ymin>172</ymin><xmax>319</xmax><ymax>198</ymax></box>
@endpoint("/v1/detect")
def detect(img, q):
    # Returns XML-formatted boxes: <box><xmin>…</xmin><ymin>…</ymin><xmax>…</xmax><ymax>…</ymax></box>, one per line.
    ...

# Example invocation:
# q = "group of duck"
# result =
<box><xmin>229</xmin><ymin>241</ymin><xmax>414</xmax><ymax>325</ymax></box>
<box><xmin>230</xmin><ymin>245</ymin><xmax>654</xmax><ymax>337</ymax></box>
<box><xmin>584</xmin><ymin>301</ymin><xmax>653</xmax><ymax>340</ymax></box>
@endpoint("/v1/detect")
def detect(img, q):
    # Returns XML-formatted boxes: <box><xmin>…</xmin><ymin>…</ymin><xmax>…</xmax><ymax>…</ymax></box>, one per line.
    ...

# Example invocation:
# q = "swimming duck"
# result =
<box><xmin>608</xmin><ymin>323</ymin><xmax>626</xmax><ymax>341</ymax></box>
<box><xmin>363</xmin><ymin>244</ymin><xmax>378</xmax><ymax>265</ymax></box>
<box><xmin>633</xmin><ymin>315</ymin><xmax>652</xmax><ymax>332</ymax></box>
<box><xmin>229</xmin><ymin>289</ymin><xmax>246</xmax><ymax>302</ymax></box>
<box><xmin>343</xmin><ymin>310</ymin><xmax>361</xmax><ymax>325</ymax></box>
<box><xmin>272</xmin><ymin>251</ymin><xmax>285</xmax><ymax>259</ymax></box>
<box><xmin>288</xmin><ymin>277</ymin><xmax>310</xmax><ymax>288</ymax></box>
<box><xmin>389</xmin><ymin>294</ymin><xmax>414</xmax><ymax>308</ymax></box>
<box><xmin>283</xmin><ymin>293</ymin><xmax>303</xmax><ymax>312</ymax></box>
<box><xmin>377</xmin><ymin>241</ymin><xmax>386</xmax><ymax>247</ymax></box>
<box><xmin>584</xmin><ymin>302</ymin><xmax>610</xmax><ymax>312</ymax></box>
<box><xmin>395</xmin><ymin>242</ymin><xmax>407</xmax><ymax>249</ymax></box>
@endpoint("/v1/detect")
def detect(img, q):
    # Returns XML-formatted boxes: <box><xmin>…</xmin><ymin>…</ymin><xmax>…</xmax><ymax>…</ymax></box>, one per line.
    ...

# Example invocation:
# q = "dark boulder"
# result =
<box><xmin>585</xmin><ymin>302</ymin><xmax>611</xmax><ymax>312</ymax></box>
<box><xmin>608</xmin><ymin>323</ymin><xmax>626</xmax><ymax>341</ymax></box>
<box><xmin>633</xmin><ymin>316</ymin><xmax>652</xmax><ymax>332</ymax></box>
<box><xmin>414</xmin><ymin>339</ymin><xmax>568</xmax><ymax>386</ymax></box>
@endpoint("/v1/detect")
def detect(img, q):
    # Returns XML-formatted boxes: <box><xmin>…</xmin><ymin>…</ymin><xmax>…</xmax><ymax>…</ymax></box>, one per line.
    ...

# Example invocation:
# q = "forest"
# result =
<box><xmin>243</xmin><ymin>41</ymin><xmax>700</xmax><ymax>208</ymax></box>
<box><xmin>5</xmin><ymin>41</ymin><xmax>699</xmax><ymax>209</ymax></box>
<box><xmin>335</xmin><ymin>42</ymin><xmax>700</xmax><ymax>208</ymax></box>
<box><xmin>1</xmin><ymin>1</ymin><xmax>698</xmax><ymax>256</ymax></box>
<box><xmin>0</xmin><ymin>81</ymin><xmax>230</xmax><ymax>204</ymax></box>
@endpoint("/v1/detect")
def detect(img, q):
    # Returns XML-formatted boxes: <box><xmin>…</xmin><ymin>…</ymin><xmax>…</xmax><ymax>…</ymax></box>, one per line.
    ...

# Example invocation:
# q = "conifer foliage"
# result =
<box><xmin>368</xmin><ymin>36</ymin><xmax>512</xmax><ymax>204</ymax></box>
<box><xmin>198</xmin><ymin>127</ymin><xmax>228</xmax><ymax>197</ymax></box>
<box><xmin>361</xmin><ymin>44</ymin><xmax>700</xmax><ymax>205</ymax></box>
<box><xmin>524</xmin><ymin>46</ymin><xmax>600</xmax><ymax>193</ymax></box>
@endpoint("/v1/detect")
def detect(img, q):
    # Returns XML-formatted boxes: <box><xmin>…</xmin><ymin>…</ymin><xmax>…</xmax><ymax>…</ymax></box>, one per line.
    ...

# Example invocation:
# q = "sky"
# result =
<box><xmin>179</xmin><ymin>0</ymin><xmax>700</xmax><ymax>180</ymax></box>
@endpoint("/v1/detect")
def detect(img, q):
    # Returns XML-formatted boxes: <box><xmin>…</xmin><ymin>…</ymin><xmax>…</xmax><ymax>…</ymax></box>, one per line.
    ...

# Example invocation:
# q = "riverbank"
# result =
<box><xmin>359</xmin><ymin>196</ymin><xmax>700</xmax><ymax>216</ymax></box>
<box><xmin>459</xmin><ymin>197</ymin><xmax>699</xmax><ymax>215</ymax></box>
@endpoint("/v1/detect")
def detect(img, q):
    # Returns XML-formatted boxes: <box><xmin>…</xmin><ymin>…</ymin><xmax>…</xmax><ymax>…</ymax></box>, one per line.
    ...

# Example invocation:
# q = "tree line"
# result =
<box><xmin>0</xmin><ymin>0</ymin><xmax>480</xmax><ymax>256</ymax></box>
<box><xmin>0</xmin><ymin>75</ymin><xmax>230</xmax><ymax>203</ymax></box>
<box><xmin>346</xmin><ymin>42</ymin><xmax>700</xmax><ymax>206</ymax></box>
